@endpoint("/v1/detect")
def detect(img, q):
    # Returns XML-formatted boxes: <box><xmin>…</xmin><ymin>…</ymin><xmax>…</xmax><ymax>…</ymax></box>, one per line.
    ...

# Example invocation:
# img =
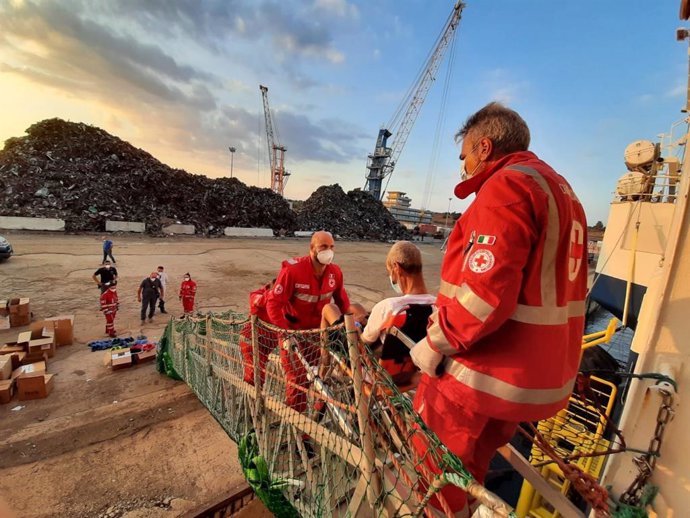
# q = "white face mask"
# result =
<box><xmin>389</xmin><ymin>275</ymin><xmax>403</xmax><ymax>295</ymax></box>
<box><xmin>184</xmin><ymin>277</ymin><xmax>190</xmax><ymax>281</ymax></box>
<box><xmin>461</xmin><ymin>159</ymin><xmax>483</xmax><ymax>183</ymax></box>
<box><xmin>316</xmin><ymin>249</ymin><xmax>334</xmax><ymax>265</ymax></box>
<box><xmin>105</xmin><ymin>265</ymin><xmax>111</xmax><ymax>269</ymax></box>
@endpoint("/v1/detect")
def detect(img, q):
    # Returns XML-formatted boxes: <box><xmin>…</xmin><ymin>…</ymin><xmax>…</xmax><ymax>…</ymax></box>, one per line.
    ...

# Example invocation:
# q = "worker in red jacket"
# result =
<box><xmin>179</xmin><ymin>273</ymin><xmax>197</xmax><ymax>316</ymax></box>
<box><xmin>99</xmin><ymin>281</ymin><xmax>119</xmax><ymax>337</ymax></box>
<box><xmin>240</xmin><ymin>280</ymin><xmax>276</xmax><ymax>385</ymax></box>
<box><xmin>266</xmin><ymin>231</ymin><xmax>355</xmax><ymax>413</ymax></box>
<box><xmin>409</xmin><ymin>103</ymin><xmax>588</xmax><ymax>513</ymax></box>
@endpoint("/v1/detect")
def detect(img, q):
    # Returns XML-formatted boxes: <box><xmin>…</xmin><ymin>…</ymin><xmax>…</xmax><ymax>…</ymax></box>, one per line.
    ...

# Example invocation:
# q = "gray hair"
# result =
<box><xmin>386</xmin><ymin>241</ymin><xmax>423</xmax><ymax>274</ymax></box>
<box><xmin>455</xmin><ymin>102</ymin><xmax>530</xmax><ymax>156</ymax></box>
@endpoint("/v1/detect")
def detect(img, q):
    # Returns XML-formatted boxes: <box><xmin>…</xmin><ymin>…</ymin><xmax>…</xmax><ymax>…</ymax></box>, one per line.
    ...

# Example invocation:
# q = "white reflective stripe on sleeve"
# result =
<box><xmin>443</xmin><ymin>357</ymin><xmax>577</xmax><ymax>405</ymax></box>
<box><xmin>425</xmin><ymin>311</ymin><xmax>457</xmax><ymax>356</ymax></box>
<box><xmin>319</xmin><ymin>291</ymin><xmax>333</xmax><ymax>301</ymax></box>
<box><xmin>511</xmin><ymin>300</ymin><xmax>586</xmax><ymax>325</ymax></box>
<box><xmin>295</xmin><ymin>292</ymin><xmax>318</xmax><ymax>303</ymax></box>
<box><xmin>439</xmin><ymin>280</ymin><xmax>495</xmax><ymax>323</ymax></box>
<box><xmin>507</xmin><ymin>165</ymin><xmax>560</xmax><ymax>307</ymax></box>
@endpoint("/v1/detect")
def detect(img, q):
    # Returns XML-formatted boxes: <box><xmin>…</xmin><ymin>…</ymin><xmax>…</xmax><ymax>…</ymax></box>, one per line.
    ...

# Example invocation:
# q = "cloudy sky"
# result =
<box><xmin>0</xmin><ymin>0</ymin><xmax>687</xmax><ymax>223</ymax></box>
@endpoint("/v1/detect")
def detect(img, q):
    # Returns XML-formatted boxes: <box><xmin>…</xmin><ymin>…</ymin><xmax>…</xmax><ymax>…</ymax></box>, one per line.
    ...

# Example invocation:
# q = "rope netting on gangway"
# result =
<box><xmin>157</xmin><ymin>311</ymin><xmax>663</xmax><ymax>518</ymax></box>
<box><xmin>157</xmin><ymin>311</ymin><xmax>516</xmax><ymax>518</ymax></box>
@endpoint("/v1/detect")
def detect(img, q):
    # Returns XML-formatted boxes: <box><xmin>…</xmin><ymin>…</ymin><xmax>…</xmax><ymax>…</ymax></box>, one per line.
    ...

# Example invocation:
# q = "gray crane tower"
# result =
<box><xmin>365</xmin><ymin>2</ymin><xmax>464</xmax><ymax>201</ymax></box>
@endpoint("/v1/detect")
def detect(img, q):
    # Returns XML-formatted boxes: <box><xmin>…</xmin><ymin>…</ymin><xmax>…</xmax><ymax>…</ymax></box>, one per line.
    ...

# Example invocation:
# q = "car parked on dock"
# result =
<box><xmin>0</xmin><ymin>235</ymin><xmax>13</xmax><ymax>260</ymax></box>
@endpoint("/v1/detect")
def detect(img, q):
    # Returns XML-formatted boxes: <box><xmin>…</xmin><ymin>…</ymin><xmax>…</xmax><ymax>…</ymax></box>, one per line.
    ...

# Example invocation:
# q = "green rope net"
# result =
<box><xmin>158</xmin><ymin>312</ymin><xmax>516</xmax><ymax>518</ymax></box>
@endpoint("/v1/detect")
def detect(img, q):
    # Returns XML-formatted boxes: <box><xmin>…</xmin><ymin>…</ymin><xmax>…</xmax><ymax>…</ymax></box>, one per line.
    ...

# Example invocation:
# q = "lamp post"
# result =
<box><xmin>445</xmin><ymin>197</ymin><xmax>452</xmax><ymax>228</ymax></box>
<box><xmin>228</xmin><ymin>146</ymin><xmax>236</xmax><ymax>178</ymax></box>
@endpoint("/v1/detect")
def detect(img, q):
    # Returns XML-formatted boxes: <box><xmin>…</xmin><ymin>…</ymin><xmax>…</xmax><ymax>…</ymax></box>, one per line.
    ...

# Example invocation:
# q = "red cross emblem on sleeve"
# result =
<box><xmin>469</xmin><ymin>249</ymin><xmax>495</xmax><ymax>273</ymax></box>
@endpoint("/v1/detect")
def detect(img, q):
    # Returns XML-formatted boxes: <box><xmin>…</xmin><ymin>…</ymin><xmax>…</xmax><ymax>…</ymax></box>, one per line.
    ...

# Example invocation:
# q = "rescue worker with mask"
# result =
<box><xmin>99</xmin><ymin>281</ymin><xmax>119</xmax><ymax>337</ymax></box>
<box><xmin>409</xmin><ymin>102</ymin><xmax>588</xmax><ymax>515</ymax></box>
<box><xmin>267</xmin><ymin>230</ymin><xmax>357</xmax><ymax>413</ymax></box>
<box><xmin>179</xmin><ymin>273</ymin><xmax>197</xmax><ymax>316</ymax></box>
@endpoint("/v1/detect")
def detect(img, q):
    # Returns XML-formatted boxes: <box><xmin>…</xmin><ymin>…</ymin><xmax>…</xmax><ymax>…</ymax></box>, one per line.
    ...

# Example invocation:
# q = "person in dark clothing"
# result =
<box><xmin>92</xmin><ymin>261</ymin><xmax>118</xmax><ymax>293</ymax></box>
<box><xmin>137</xmin><ymin>272</ymin><xmax>164</xmax><ymax>324</ymax></box>
<box><xmin>102</xmin><ymin>237</ymin><xmax>116</xmax><ymax>264</ymax></box>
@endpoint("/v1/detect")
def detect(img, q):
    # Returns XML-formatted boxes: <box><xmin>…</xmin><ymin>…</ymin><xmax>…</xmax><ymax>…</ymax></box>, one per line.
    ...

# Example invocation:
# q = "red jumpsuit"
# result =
<box><xmin>100</xmin><ymin>288</ymin><xmax>119</xmax><ymax>337</ymax></box>
<box><xmin>179</xmin><ymin>279</ymin><xmax>197</xmax><ymax>314</ymax></box>
<box><xmin>240</xmin><ymin>285</ymin><xmax>276</xmax><ymax>385</ymax></box>
<box><xmin>413</xmin><ymin>151</ymin><xmax>588</xmax><ymax>511</ymax></box>
<box><xmin>266</xmin><ymin>256</ymin><xmax>350</xmax><ymax>412</ymax></box>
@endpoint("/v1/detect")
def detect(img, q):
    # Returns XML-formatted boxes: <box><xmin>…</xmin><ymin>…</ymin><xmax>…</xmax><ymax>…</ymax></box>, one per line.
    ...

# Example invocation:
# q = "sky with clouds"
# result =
<box><xmin>0</xmin><ymin>0</ymin><xmax>688</xmax><ymax>223</ymax></box>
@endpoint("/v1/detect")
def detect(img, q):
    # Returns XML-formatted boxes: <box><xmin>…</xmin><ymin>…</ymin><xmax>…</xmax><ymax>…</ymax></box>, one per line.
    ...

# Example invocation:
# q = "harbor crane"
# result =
<box><xmin>260</xmin><ymin>85</ymin><xmax>290</xmax><ymax>196</ymax></box>
<box><xmin>365</xmin><ymin>1</ymin><xmax>464</xmax><ymax>201</ymax></box>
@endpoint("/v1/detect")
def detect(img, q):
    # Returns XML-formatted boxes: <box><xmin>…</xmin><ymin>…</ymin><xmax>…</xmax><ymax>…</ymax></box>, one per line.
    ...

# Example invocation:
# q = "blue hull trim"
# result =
<box><xmin>589</xmin><ymin>273</ymin><xmax>647</xmax><ymax>330</ymax></box>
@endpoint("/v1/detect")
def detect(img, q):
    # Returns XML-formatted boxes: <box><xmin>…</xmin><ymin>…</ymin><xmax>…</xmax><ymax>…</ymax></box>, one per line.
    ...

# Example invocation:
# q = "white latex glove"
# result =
<box><xmin>410</xmin><ymin>339</ymin><xmax>443</xmax><ymax>378</ymax></box>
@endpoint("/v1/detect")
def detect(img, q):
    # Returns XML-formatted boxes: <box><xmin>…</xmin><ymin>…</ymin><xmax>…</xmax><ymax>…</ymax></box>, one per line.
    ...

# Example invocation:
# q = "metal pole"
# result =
<box><xmin>445</xmin><ymin>197</ymin><xmax>451</xmax><ymax>229</ymax></box>
<box><xmin>229</xmin><ymin>146</ymin><xmax>236</xmax><ymax>178</ymax></box>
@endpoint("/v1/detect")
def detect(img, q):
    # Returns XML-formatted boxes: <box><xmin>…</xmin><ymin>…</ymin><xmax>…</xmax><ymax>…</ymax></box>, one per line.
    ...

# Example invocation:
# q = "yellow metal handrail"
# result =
<box><xmin>581</xmin><ymin>318</ymin><xmax>618</xmax><ymax>350</ymax></box>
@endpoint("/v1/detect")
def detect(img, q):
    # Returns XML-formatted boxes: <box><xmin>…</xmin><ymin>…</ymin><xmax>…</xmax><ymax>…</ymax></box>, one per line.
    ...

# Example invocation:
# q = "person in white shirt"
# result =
<box><xmin>156</xmin><ymin>265</ymin><xmax>169</xmax><ymax>314</ymax></box>
<box><xmin>361</xmin><ymin>241</ymin><xmax>436</xmax><ymax>346</ymax></box>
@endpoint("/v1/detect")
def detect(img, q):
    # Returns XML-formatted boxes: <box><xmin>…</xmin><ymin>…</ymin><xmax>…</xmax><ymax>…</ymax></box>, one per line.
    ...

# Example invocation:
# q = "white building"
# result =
<box><xmin>383</xmin><ymin>191</ymin><xmax>432</xmax><ymax>228</ymax></box>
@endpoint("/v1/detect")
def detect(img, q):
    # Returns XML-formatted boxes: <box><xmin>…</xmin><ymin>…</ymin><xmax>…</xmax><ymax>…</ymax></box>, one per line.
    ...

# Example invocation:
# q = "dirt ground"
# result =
<box><xmin>0</xmin><ymin>232</ymin><xmax>444</xmax><ymax>518</ymax></box>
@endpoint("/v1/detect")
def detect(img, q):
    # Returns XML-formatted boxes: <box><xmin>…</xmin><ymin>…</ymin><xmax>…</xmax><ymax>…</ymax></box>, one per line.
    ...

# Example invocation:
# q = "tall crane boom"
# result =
<box><xmin>259</xmin><ymin>85</ymin><xmax>290</xmax><ymax>197</ymax></box>
<box><xmin>365</xmin><ymin>1</ymin><xmax>464</xmax><ymax>201</ymax></box>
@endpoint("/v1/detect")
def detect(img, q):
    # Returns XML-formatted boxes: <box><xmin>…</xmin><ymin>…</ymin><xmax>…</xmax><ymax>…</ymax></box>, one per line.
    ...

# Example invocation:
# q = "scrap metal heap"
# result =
<box><xmin>0</xmin><ymin>119</ymin><xmax>411</xmax><ymax>240</ymax></box>
<box><xmin>0</xmin><ymin>119</ymin><xmax>296</xmax><ymax>234</ymax></box>
<box><xmin>296</xmin><ymin>184</ymin><xmax>410</xmax><ymax>241</ymax></box>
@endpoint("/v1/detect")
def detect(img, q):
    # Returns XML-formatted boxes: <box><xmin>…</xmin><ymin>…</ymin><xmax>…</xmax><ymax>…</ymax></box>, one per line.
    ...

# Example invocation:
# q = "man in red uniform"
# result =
<box><xmin>266</xmin><ymin>230</ymin><xmax>355</xmax><ymax>413</ymax></box>
<box><xmin>179</xmin><ymin>273</ymin><xmax>197</xmax><ymax>316</ymax></box>
<box><xmin>99</xmin><ymin>281</ymin><xmax>119</xmax><ymax>337</ymax></box>
<box><xmin>410</xmin><ymin>103</ymin><xmax>588</xmax><ymax>514</ymax></box>
<box><xmin>240</xmin><ymin>280</ymin><xmax>275</xmax><ymax>385</ymax></box>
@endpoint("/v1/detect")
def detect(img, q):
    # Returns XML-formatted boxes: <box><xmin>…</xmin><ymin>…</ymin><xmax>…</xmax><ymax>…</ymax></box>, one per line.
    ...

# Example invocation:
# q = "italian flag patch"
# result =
<box><xmin>477</xmin><ymin>235</ymin><xmax>496</xmax><ymax>245</ymax></box>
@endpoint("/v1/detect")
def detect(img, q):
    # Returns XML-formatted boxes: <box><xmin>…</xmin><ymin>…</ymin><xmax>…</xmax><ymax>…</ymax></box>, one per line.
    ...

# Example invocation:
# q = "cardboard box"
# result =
<box><xmin>0</xmin><ymin>379</ymin><xmax>14</xmax><ymax>404</ymax></box>
<box><xmin>9</xmin><ymin>314</ymin><xmax>31</xmax><ymax>327</ymax></box>
<box><xmin>21</xmin><ymin>352</ymin><xmax>48</xmax><ymax>367</ymax></box>
<box><xmin>0</xmin><ymin>300</ymin><xmax>8</xmax><ymax>318</ymax></box>
<box><xmin>111</xmin><ymin>348</ymin><xmax>132</xmax><ymax>370</ymax></box>
<box><xmin>17</xmin><ymin>373</ymin><xmax>54</xmax><ymax>401</ymax></box>
<box><xmin>28</xmin><ymin>337</ymin><xmax>55</xmax><ymax>358</ymax></box>
<box><xmin>1</xmin><ymin>351</ymin><xmax>25</xmax><ymax>370</ymax></box>
<box><xmin>17</xmin><ymin>331</ymin><xmax>32</xmax><ymax>349</ymax></box>
<box><xmin>8</xmin><ymin>298</ymin><xmax>31</xmax><ymax>327</ymax></box>
<box><xmin>8</xmin><ymin>298</ymin><xmax>30</xmax><ymax>315</ymax></box>
<box><xmin>0</xmin><ymin>344</ymin><xmax>24</xmax><ymax>355</ymax></box>
<box><xmin>43</xmin><ymin>315</ymin><xmax>75</xmax><ymax>346</ymax></box>
<box><xmin>134</xmin><ymin>349</ymin><xmax>156</xmax><ymax>364</ymax></box>
<box><xmin>12</xmin><ymin>361</ymin><xmax>46</xmax><ymax>380</ymax></box>
<box><xmin>0</xmin><ymin>316</ymin><xmax>9</xmax><ymax>330</ymax></box>
<box><xmin>0</xmin><ymin>356</ymin><xmax>11</xmax><ymax>380</ymax></box>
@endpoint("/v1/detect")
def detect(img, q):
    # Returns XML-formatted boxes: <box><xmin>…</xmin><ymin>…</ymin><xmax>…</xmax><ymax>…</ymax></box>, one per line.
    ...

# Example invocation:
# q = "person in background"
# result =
<box><xmin>179</xmin><ymin>273</ymin><xmax>197</xmax><ymax>316</ymax></box>
<box><xmin>99</xmin><ymin>281</ymin><xmax>119</xmax><ymax>337</ymax></box>
<box><xmin>409</xmin><ymin>102</ymin><xmax>588</xmax><ymax>514</ymax></box>
<box><xmin>92</xmin><ymin>260</ymin><xmax>118</xmax><ymax>293</ymax></box>
<box><xmin>102</xmin><ymin>237</ymin><xmax>116</xmax><ymax>264</ymax></box>
<box><xmin>156</xmin><ymin>265</ymin><xmax>169</xmax><ymax>314</ymax></box>
<box><xmin>137</xmin><ymin>271</ymin><xmax>164</xmax><ymax>325</ymax></box>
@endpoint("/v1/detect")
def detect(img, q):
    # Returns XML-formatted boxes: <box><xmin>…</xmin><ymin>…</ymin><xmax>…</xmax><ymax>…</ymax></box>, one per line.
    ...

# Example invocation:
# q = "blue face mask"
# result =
<box><xmin>389</xmin><ymin>275</ymin><xmax>403</xmax><ymax>295</ymax></box>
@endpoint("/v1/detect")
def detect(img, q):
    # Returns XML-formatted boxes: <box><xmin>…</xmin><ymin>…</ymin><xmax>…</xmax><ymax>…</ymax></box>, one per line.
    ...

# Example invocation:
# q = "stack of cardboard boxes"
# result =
<box><xmin>0</xmin><ymin>298</ymin><xmax>31</xmax><ymax>330</ymax></box>
<box><xmin>0</xmin><ymin>315</ymin><xmax>74</xmax><ymax>404</ymax></box>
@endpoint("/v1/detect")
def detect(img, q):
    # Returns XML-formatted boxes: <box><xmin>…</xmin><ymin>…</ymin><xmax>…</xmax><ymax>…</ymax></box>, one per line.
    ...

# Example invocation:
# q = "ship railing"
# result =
<box><xmin>613</xmin><ymin>172</ymin><xmax>682</xmax><ymax>203</ymax></box>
